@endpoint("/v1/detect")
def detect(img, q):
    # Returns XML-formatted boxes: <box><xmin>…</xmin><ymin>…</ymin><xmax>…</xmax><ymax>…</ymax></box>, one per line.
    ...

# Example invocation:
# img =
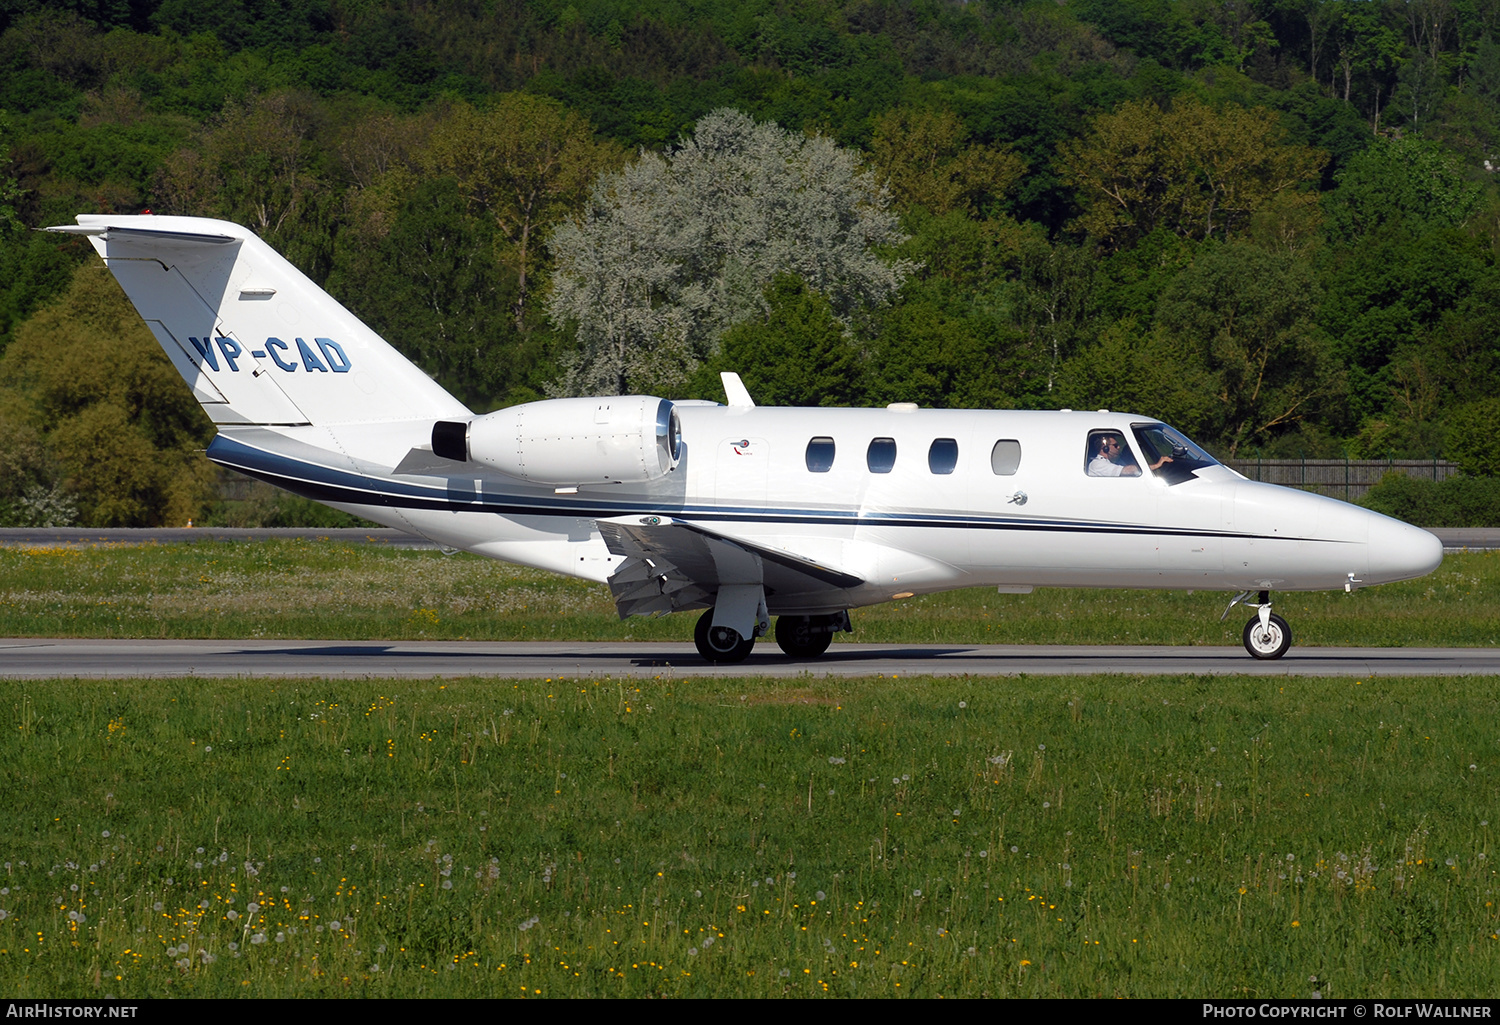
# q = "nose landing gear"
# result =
<box><xmin>1224</xmin><ymin>590</ymin><xmax>1293</xmax><ymax>660</ymax></box>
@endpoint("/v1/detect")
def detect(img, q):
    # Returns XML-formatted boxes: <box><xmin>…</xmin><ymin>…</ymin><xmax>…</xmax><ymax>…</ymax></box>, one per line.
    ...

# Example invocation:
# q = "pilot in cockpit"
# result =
<box><xmin>1087</xmin><ymin>431</ymin><xmax>1174</xmax><ymax>477</ymax></box>
<box><xmin>1087</xmin><ymin>433</ymin><xmax>1140</xmax><ymax>476</ymax></box>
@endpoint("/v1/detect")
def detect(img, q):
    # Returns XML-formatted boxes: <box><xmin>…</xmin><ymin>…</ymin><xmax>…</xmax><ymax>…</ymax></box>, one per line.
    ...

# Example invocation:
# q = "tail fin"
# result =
<box><xmin>46</xmin><ymin>215</ymin><xmax>470</xmax><ymax>427</ymax></box>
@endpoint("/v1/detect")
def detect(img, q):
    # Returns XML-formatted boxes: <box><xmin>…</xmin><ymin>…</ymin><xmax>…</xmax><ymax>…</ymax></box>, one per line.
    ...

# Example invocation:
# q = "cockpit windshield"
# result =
<box><xmin>1130</xmin><ymin>423</ymin><xmax>1219</xmax><ymax>485</ymax></box>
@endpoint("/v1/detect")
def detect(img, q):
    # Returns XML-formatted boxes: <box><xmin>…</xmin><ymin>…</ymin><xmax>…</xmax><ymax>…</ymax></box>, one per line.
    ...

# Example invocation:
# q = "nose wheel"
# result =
<box><xmin>1224</xmin><ymin>590</ymin><xmax>1293</xmax><ymax>660</ymax></box>
<box><xmin>1242</xmin><ymin>611</ymin><xmax>1292</xmax><ymax>660</ymax></box>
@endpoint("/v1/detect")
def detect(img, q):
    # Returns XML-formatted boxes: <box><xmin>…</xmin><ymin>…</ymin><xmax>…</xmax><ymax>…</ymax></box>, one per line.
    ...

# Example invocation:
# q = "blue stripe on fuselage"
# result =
<box><xmin>205</xmin><ymin>433</ymin><xmax>1346</xmax><ymax>544</ymax></box>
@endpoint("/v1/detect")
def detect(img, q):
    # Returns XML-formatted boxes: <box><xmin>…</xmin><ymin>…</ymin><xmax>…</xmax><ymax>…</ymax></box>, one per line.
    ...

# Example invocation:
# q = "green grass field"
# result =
<box><xmin>1</xmin><ymin>540</ymin><xmax>1496</xmax><ymax>647</ymax></box>
<box><xmin>2</xmin><ymin>543</ymin><xmax>1496</xmax><ymax>997</ymax></box>
<box><xmin>2</xmin><ymin>673</ymin><xmax>1498</xmax><ymax>998</ymax></box>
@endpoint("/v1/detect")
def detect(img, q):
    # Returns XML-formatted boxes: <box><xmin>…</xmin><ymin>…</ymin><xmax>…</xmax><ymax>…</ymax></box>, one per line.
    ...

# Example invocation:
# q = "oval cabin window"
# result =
<box><xmin>928</xmin><ymin>438</ymin><xmax>958</xmax><ymax>474</ymax></box>
<box><xmin>991</xmin><ymin>440</ymin><xmax>1022</xmax><ymax>475</ymax></box>
<box><xmin>805</xmin><ymin>436</ymin><xmax>836</xmax><ymax>472</ymax></box>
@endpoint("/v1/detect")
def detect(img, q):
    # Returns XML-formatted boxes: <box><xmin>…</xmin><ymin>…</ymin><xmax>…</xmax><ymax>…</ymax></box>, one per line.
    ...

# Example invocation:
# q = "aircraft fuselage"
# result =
<box><xmin>209</xmin><ymin>404</ymin><xmax>1441</xmax><ymax>618</ymax></box>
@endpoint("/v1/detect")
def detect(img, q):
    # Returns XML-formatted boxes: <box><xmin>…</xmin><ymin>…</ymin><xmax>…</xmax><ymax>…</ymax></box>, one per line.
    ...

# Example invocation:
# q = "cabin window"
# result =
<box><xmin>990</xmin><ymin>440</ymin><xmax>1021</xmax><ymax>475</ymax></box>
<box><xmin>805</xmin><ymin>437</ymin><xmax>836</xmax><ymax>473</ymax></box>
<box><xmin>1085</xmin><ymin>430</ymin><xmax>1141</xmax><ymax>477</ymax></box>
<box><xmin>867</xmin><ymin>437</ymin><xmax>897</xmax><ymax>473</ymax></box>
<box><xmin>928</xmin><ymin>438</ymin><xmax>958</xmax><ymax>474</ymax></box>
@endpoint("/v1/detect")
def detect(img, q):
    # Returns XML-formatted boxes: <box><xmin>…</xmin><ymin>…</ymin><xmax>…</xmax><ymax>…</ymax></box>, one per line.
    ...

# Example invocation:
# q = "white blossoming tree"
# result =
<box><xmin>546</xmin><ymin>108</ymin><xmax>911</xmax><ymax>396</ymax></box>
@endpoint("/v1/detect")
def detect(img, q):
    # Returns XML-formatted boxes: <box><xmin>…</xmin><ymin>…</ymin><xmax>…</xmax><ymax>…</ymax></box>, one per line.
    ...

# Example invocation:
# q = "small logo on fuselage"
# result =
<box><xmin>188</xmin><ymin>336</ymin><xmax>351</xmax><ymax>374</ymax></box>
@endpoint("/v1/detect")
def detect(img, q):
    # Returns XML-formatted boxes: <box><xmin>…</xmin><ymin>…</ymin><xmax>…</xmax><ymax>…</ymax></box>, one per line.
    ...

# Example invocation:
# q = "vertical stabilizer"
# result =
<box><xmin>47</xmin><ymin>215</ymin><xmax>470</xmax><ymax>426</ymax></box>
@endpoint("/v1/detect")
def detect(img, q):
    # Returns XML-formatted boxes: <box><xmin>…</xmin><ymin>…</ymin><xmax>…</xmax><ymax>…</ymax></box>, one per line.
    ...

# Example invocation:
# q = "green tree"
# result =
<box><xmin>1057</xmin><ymin>97</ymin><xmax>1326</xmax><ymax>249</ymax></box>
<box><xmin>1010</xmin><ymin>231</ymin><xmax>1098</xmax><ymax>393</ymax></box>
<box><xmin>863</xmin><ymin>289</ymin><xmax>1025</xmax><ymax>410</ymax></box>
<box><xmin>423</xmin><ymin>94</ymin><xmax>624</xmax><ymax>330</ymax></box>
<box><xmin>1154</xmin><ymin>242</ymin><xmax>1340</xmax><ymax>455</ymax></box>
<box><xmin>692</xmin><ymin>275</ymin><xmax>864</xmax><ymax>407</ymax></box>
<box><xmin>0</xmin><ymin>261</ymin><xmax>216</xmax><ymax>526</ymax></box>
<box><xmin>1443</xmin><ymin>398</ymin><xmax>1500</xmax><ymax>477</ymax></box>
<box><xmin>155</xmin><ymin>91</ymin><xmax>323</xmax><ymax>235</ymax></box>
<box><xmin>1319</xmin><ymin>228</ymin><xmax>1487</xmax><ymax>423</ymax></box>
<box><xmin>870</xmin><ymin>106</ymin><xmax>1024</xmax><ymax>217</ymax></box>
<box><xmin>328</xmin><ymin>175</ymin><xmax>556</xmax><ymax>411</ymax></box>
<box><xmin>1055</xmin><ymin>318</ymin><xmax>1219</xmax><ymax>436</ymax></box>
<box><xmin>1323</xmin><ymin>134</ymin><xmax>1481</xmax><ymax>243</ymax></box>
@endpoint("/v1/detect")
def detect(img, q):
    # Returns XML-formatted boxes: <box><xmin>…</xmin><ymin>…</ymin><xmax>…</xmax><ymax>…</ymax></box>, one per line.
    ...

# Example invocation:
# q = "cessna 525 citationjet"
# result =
<box><xmin>49</xmin><ymin>215</ymin><xmax>1444</xmax><ymax>662</ymax></box>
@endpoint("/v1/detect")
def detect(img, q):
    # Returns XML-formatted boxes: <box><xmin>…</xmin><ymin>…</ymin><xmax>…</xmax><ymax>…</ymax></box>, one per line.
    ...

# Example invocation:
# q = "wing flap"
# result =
<box><xmin>598</xmin><ymin>516</ymin><xmax>863</xmax><ymax>619</ymax></box>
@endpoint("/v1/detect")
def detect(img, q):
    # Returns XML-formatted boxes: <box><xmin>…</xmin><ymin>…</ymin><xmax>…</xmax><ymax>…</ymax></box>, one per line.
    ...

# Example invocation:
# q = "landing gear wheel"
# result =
<box><xmin>695</xmin><ymin>610</ymin><xmax>754</xmax><ymax>663</ymax></box>
<box><xmin>775</xmin><ymin>615</ymin><xmax>834</xmax><ymax>659</ymax></box>
<box><xmin>1243</xmin><ymin>613</ymin><xmax>1292</xmax><ymax>660</ymax></box>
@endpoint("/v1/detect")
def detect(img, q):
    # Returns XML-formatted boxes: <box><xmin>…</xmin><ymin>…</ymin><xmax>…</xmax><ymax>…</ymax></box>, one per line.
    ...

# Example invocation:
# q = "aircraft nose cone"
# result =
<box><xmin>1367</xmin><ymin>514</ymin><xmax>1443</xmax><ymax>584</ymax></box>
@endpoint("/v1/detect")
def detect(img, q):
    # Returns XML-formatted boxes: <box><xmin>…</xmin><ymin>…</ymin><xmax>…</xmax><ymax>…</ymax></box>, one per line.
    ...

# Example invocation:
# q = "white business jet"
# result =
<box><xmin>49</xmin><ymin>215</ymin><xmax>1443</xmax><ymax>662</ymax></box>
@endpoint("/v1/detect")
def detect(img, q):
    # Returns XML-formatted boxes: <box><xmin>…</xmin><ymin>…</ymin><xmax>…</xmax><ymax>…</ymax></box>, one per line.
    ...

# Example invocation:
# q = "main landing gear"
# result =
<box><xmin>693</xmin><ymin>610</ymin><xmax>852</xmax><ymax>663</ymax></box>
<box><xmin>1223</xmin><ymin>590</ymin><xmax>1292</xmax><ymax>660</ymax></box>
<box><xmin>774</xmin><ymin>613</ymin><xmax>851</xmax><ymax>658</ymax></box>
<box><xmin>694</xmin><ymin>609</ymin><xmax>755</xmax><ymax>663</ymax></box>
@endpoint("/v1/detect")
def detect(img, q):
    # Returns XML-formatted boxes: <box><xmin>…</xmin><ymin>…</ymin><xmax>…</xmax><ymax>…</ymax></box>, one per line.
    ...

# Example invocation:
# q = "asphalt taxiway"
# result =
<box><xmin>3</xmin><ymin>638</ymin><xmax>1496</xmax><ymax>679</ymax></box>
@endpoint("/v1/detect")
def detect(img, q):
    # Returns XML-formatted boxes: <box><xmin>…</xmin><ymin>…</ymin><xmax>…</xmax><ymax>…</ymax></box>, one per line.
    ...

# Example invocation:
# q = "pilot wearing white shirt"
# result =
<box><xmin>1088</xmin><ymin>433</ymin><xmax>1139</xmax><ymax>476</ymax></box>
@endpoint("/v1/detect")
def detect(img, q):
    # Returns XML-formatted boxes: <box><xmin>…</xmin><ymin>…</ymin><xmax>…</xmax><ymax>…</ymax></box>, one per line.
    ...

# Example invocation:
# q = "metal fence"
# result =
<box><xmin>1224</xmin><ymin>457</ymin><xmax>1457</xmax><ymax>503</ymax></box>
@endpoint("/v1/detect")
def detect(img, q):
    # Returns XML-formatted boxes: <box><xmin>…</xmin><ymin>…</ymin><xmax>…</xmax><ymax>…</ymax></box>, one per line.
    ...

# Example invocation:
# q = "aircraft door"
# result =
<box><xmin>714</xmin><ymin>436</ymin><xmax>770</xmax><ymax>510</ymax></box>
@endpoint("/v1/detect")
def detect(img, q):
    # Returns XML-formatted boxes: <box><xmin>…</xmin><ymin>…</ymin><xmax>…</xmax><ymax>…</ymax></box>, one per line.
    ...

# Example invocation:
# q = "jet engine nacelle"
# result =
<box><xmin>432</xmin><ymin>396</ymin><xmax>682</xmax><ymax>486</ymax></box>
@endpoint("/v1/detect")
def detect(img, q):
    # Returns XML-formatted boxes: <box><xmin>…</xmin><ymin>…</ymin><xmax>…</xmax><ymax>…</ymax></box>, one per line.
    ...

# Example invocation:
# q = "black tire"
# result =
<box><xmin>774</xmin><ymin>615</ymin><xmax>834</xmax><ymax>658</ymax></box>
<box><xmin>1243</xmin><ymin>613</ymin><xmax>1292</xmax><ymax>660</ymax></box>
<box><xmin>694</xmin><ymin>610</ymin><xmax>754</xmax><ymax>663</ymax></box>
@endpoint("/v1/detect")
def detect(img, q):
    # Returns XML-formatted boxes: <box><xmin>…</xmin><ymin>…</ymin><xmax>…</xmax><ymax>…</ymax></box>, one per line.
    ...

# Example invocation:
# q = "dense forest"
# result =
<box><xmin>2</xmin><ymin>0</ymin><xmax>1499</xmax><ymax>526</ymax></box>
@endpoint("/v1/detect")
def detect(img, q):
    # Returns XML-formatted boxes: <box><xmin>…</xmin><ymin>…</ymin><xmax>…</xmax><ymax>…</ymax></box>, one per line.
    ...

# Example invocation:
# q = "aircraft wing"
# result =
<box><xmin>597</xmin><ymin>516</ymin><xmax>864</xmax><ymax>618</ymax></box>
